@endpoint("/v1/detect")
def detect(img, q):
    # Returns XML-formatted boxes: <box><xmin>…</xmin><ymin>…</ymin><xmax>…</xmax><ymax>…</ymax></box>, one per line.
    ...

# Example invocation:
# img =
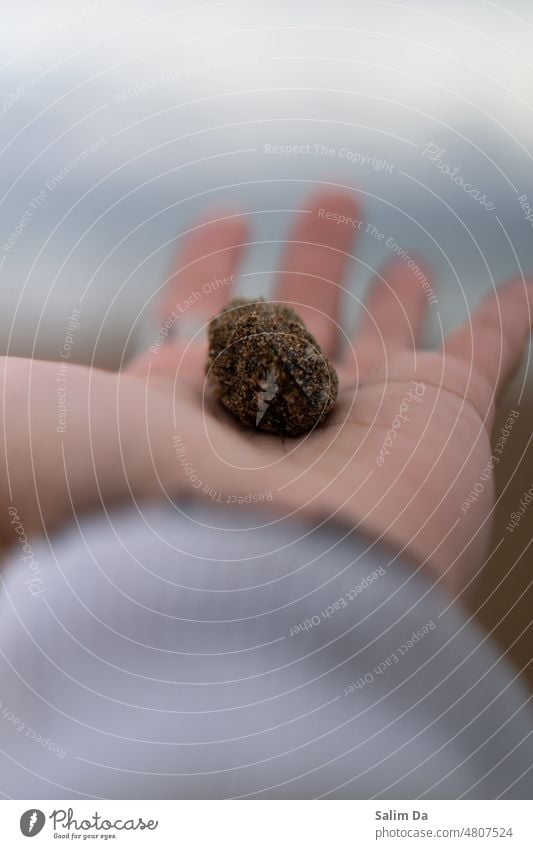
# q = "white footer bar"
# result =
<box><xmin>1</xmin><ymin>799</ymin><xmax>531</xmax><ymax>847</ymax></box>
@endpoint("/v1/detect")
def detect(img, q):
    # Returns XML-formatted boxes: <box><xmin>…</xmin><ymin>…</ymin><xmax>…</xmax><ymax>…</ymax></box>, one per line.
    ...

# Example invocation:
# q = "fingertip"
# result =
<box><xmin>498</xmin><ymin>275</ymin><xmax>533</xmax><ymax>303</ymax></box>
<box><xmin>159</xmin><ymin>209</ymin><xmax>249</xmax><ymax>322</ymax></box>
<box><xmin>301</xmin><ymin>187</ymin><xmax>361</xmax><ymax>228</ymax></box>
<box><xmin>181</xmin><ymin>208</ymin><xmax>250</xmax><ymax>250</ymax></box>
<box><xmin>381</xmin><ymin>253</ymin><xmax>433</xmax><ymax>287</ymax></box>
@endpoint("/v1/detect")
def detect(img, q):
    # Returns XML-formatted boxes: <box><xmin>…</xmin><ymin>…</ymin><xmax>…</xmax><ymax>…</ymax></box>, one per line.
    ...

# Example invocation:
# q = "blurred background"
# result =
<box><xmin>1</xmin><ymin>0</ymin><xmax>532</xmax><ymax>683</ymax></box>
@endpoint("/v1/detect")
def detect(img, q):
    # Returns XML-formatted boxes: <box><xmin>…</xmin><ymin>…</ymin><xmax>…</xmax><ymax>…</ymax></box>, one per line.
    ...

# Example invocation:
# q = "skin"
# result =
<box><xmin>1</xmin><ymin>188</ymin><xmax>531</xmax><ymax>597</ymax></box>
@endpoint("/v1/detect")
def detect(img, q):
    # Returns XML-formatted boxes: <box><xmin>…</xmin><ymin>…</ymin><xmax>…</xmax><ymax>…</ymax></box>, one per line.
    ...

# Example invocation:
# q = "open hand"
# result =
<box><xmin>126</xmin><ymin>188</ymin><xmax>533</xmax><ymax>593</ymax></box>
<box><xmin>2</xmin><ymin>189</ymin><xmax>530</xmax><ymax>597</ymax></box>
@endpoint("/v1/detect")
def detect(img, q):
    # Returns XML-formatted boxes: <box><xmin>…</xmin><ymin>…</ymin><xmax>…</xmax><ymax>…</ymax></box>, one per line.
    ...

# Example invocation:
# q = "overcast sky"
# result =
<box><xmin>1</xmin><ymin>0</ymin><xmax>532</xmax><ymax>363</ymax></box>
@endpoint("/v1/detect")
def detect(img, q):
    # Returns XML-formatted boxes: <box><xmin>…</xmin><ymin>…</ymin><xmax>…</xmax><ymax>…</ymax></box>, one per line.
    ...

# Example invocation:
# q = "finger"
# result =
<box><xmin>444</xmin><ymin>278</ymin><xmax>533</xmax><ymax>395</ymax></box>
<box><xmin>128</xmin><ymin>214</ymin><xmax>247</xmax><ymax>387</ymax></box>
<box><xmin>274</xmin><ymin>189</ymin><xmax>359</xmax><ymax>356</ymax></box>
<box><xmin>159</xmin><ymin>211</ymin><xmax>248</xmax><ymax>325</ymax></box>
<box><xmin>347</xmin><ymin>256</ymin><xmax>432</xmax><ymax>375</ymax></box>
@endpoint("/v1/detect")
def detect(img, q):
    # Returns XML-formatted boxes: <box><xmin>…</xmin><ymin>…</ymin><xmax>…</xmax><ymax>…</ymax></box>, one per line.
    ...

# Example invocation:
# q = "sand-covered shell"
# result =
<box><xmin>206</xmin><ymin>299</ymin><xmax>338</xmax><ymax>436</ymax></box>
